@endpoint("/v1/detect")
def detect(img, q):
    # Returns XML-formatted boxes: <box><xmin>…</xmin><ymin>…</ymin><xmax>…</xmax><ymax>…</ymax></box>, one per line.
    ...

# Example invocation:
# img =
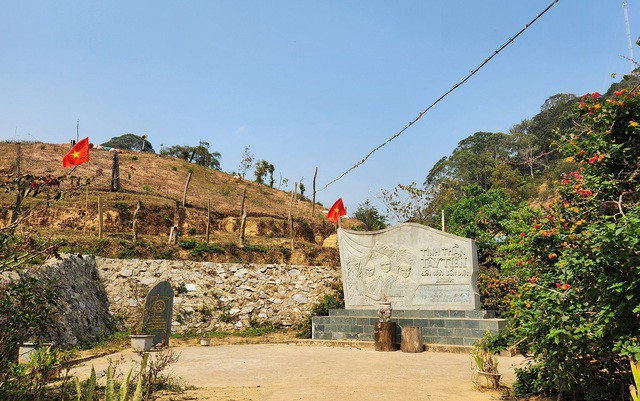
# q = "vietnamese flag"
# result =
<box><xmin>327</xmin><ymin>198</ymin><xmax>346</xmax><ymax>222</ymax></box>
<box><xmin>62</xmin><ymin>137</ymin><xmax>90</xmax><ymax>167</ymax></box>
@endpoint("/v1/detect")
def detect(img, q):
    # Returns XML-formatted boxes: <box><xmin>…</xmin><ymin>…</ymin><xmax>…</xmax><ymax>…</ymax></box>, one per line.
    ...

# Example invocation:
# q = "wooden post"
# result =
<box><xmin>374</xmin><ymin>321</ymin><xmax>396</xmax><ymax>351</ymax></box>
<box><xmin>401</xmin><ymin>326</ymin><xmax>423</xmax><ymax>353</ymax></box>
<box><xmin>110</xmin><ymin>152</ymin><xmax>121</xmax><ymax>192</ymax></box>
<box><xmin>311</xmin><ymin>166</ymin><xmax>318</xmax><ymax>217</ymax></box>
<box><xmin>239</xmin><ymin>188</ymin><xmax>247</xmax><ymax>247</ymax></box>
<box><xmin>441</xmin><ymin>209</ymin><xmax>445</xmax><ymax>232</ymax></box>
<box><xmin>98</xmin><ymin>196</ymin><xmax>104</xmax><ymax>238</ymax></box>
<box><xmin>132</xmin><ymin>200</ymin><xmax>141</xmax><ymax>243</ymax></box>
<box><xmin>83</xmin><ymin>184</ymin><xmax>89</xmax><ymax>234</ymax></box>
<box><xmin>289</xmin><ymin>183</ymin><xmax>297</xmax><ymax>251</ymax></box>
<box><xmin>205</xmin><ymin>198</ymin><xmax>211</xmax><ymax>243</ymax></box>
<box><xmin>182</xmin><ymin>172</ymin><xmax>192</xmax><ymax>207</ymax></box>
<box><xmin>170</xmin><ymin>200</ymin><xmax>180</xmax><ymax>244</ymax></box>
<box><xmin>11</xmin><ymin>143</ymin><xmax>21</xmax><ymax>224</ymax></box>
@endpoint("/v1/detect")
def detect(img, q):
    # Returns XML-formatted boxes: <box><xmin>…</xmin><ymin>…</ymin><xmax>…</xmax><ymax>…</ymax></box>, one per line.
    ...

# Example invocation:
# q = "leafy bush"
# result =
<box><xmin>0</xmin><ymin>277</ymin><xmax>60</xmax><ymax>400</ymax></box>
<box><xmin>297</xmin><ymin>281</ymin><xmax>344</xmax><ymax>338</ymax></box>
<box><xmin>501</xmin><ymin>90</ymin><xmax>640</xmax><ymax>399</ymax></box>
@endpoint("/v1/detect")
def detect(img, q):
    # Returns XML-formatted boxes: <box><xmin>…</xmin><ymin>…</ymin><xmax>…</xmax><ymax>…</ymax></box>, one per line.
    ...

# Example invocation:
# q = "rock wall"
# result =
<box><xmin>94</xmin><ymin>257</ymin><xmax>341</xmax><ymax>333</ymax></box>
<box><xmin>2</xmin><ymin>254</ymin><xmax>118</xmax><ymax>345</ymax></box>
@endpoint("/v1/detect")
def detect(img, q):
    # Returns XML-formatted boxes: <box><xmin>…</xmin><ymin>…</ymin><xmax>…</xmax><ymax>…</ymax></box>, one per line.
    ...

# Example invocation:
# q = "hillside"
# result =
<box><xmin>0</xmin><ymin>141</ymin><xmax>355</xmax><ymax>265</ymax></box>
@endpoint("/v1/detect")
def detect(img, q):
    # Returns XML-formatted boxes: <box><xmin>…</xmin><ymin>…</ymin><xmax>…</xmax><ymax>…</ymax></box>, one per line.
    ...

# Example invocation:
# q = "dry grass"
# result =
<box><xmin>0</xmin><ymin>141</ymin><xmax>356</xmax><ymax>265</ymax></box>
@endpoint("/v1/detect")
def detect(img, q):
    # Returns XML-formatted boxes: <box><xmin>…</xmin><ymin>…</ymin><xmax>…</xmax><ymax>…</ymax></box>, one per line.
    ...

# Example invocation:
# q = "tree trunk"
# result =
<box><xmin>289</xmin><ymin>183</ymin><xmax>297</xmax><ymax>251</ymax></box>
<box><xmin>239</xmin><ymin>188</ymin><xmax>247</xmax><ymax>247</ymax></box>
<box><xmin>401</xmin><ymin>326</ymin><xmax>423</xmax><ymax>353</ymax></box>
<box><xmin>182</xmin><ymin>172</ymin><xmax>192</xmax><ymax>207</ymax></box>
<box><xmin>311</xmin><ymin>166</ymin><xmax>318</xmax><ymax>217</ymax></box>
<box><xmin>111</xmin><ymin>152</ymin><xmax>121</xmax><ymax>192</ymax></box>
<box><xmin>132</xmin><ymin>200</ymin><xmax>141</xmax><ymax>243</ymax></box>
<box><xmin>98</xmin><ymin>196</ymin><xmax>104</xmax><ymax>239</ymax></box>
<box><xmin>374</xmin><ymin>321</ymin><xmax>396</xmax><ymax>352</ymax></box>
<box><xmin>11</xmin><ymin>143</ymin><xmax>21</xmax><ymax>224</ymax></box>
<box><xmin>206</xmin><ymin>198</ymin><xmax>211</xmax><ymax>243</ymax></box>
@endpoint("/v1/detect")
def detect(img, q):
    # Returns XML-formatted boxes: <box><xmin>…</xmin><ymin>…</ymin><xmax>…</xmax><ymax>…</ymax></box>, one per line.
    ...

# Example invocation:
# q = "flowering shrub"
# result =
<box><xmin>500</xmin><ymin>90</ymin><xmax>640</xmax><ymax>399</ymax></box>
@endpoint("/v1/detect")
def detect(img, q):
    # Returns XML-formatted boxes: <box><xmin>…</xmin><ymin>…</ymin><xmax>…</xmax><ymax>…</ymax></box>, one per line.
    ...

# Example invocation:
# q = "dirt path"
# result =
<box><xmin>72</xmin><ymin>344</ymin><xmax>525</xmax><ymax>400</ymax></box>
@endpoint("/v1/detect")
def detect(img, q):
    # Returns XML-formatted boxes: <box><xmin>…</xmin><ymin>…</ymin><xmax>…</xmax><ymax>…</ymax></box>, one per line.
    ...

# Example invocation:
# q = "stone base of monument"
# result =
<box><xmin>312</xmin><ymin>309</ymin><xmax>506</xmax><ymax>349</ymax></box>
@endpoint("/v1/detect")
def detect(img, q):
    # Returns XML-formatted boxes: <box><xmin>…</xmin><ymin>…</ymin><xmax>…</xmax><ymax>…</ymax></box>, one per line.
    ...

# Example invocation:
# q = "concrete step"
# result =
<box><xmin>312</xmin><ymin>309</ymin><xmax>506</xmax><ymax>347</ymax></box>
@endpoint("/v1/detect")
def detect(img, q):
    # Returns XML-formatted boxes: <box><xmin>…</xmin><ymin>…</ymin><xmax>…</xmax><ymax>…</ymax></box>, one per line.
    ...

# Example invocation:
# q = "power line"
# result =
<box><xmin>623</xmin><ymin>0</ymin><xmax>635</xmax><ymax>70</ymax></box>
<box><xmin>316</xmin><ymin>0</ymin><xmax>560</xmax><ymax>194</ymax></box>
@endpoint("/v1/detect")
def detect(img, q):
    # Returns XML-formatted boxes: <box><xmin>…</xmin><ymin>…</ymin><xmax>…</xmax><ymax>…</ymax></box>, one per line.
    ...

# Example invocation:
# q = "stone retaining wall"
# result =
<box><xmin>94</xmin><ymin>257</ymin><xmax>341</xmax><ymax>334</ymax></box>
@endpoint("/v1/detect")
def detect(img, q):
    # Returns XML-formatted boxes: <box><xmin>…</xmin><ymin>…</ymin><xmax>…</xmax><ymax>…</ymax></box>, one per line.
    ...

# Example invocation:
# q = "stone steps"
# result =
<box><xmin>312</xmin><ymin>309</ymin><xmax>506</xmax><ymax>347</ymax></box>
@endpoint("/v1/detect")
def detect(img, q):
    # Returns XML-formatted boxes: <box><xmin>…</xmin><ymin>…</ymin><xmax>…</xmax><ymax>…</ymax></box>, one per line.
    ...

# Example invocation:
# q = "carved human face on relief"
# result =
<box><xmin>364</xmin><ymin>263</ymin><xmax>375</xmax><ymax>277</ymax></box>
<box><xmin>399</xmin><ymin>263</ymin><xmax>411</xmax><ymax>278</ymax></box>
<box><xmin>380</xmin><ymin>255</ymin><xmax>391</xmax><ymax>273</ymax></box>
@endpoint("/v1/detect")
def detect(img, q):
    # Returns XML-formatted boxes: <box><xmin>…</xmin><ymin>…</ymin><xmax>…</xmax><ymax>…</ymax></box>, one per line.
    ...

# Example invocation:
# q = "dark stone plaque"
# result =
<box><xmin>142</xmin><ymin>281</ymin><xmax>174</xmax><ymax>346</ymax></box>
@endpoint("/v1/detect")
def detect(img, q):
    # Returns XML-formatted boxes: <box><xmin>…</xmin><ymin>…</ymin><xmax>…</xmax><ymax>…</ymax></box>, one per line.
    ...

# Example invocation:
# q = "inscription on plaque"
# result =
<box><xmin>338</xmin><ymin>223</ymin><xmax>480</xmax><ymax>310</ymax></box>
<box><xmin>142</xmin><ymin>281</ymin><xmax>174</xmax><ymax>346</ymax></box>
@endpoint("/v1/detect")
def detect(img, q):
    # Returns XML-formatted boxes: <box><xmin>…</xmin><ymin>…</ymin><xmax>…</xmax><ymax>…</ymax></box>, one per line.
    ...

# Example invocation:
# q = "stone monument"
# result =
<box><xmin>142</xmin><ymin>281</ymin><xmax>174</xmax><ymax>346</ymax></box>
<box><xmin>312</xmin><ymin>223</ymin><xmax>506</xmax><ymax>347</ymax></box>
<box><xmin>339</xmin><ymin>222</ymin><xmax>480</xmax><ymax>310</ymax></box>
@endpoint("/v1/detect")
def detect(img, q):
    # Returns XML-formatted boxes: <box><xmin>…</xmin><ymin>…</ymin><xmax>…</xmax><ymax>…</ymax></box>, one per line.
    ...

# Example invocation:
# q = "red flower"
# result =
<box><xmin>591</xmin><ymin>92</ymin><xmax>600</xmax><ymax>99</ymax></box>
<box><xmin>561</xmin><ymin>283</ymin><xmax>571</xmax><ymax>290</ymax></box>
<box><xmin>556</xmin><ymin>283</ymin><xmax>562</xmax><ymax>288</ymax></box>
<box><xmin>520</xmin><ymin>232</ymin><xmax>525</xmax><ymax>237</ymax></box>
<box><xmin>588</xmin><ymin>155</ymin><xmax>598</xmax><ymax>164</ymax></box>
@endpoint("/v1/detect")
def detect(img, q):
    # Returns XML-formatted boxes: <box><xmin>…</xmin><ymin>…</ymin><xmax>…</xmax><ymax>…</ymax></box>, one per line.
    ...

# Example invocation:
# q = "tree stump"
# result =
<box><xmin>374</xmin><ymin>321</ymin><xmax>396</xmax><ymax>351</ymax></box>
<box><xmin>401</xmin><ymin>326</ymin><xmax>423</xmax><ymax>353</ymax></box>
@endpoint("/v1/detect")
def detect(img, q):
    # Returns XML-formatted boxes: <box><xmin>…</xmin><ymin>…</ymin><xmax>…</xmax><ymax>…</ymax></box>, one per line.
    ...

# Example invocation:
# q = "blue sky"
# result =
<box><xmin>1</xmin><ymin>1</ymin><xmax>637</xmax><ymax>215</ymax></box>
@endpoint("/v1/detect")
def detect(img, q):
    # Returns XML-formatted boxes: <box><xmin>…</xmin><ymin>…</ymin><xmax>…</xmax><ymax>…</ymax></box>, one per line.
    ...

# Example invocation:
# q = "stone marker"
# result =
<box><xmin>338</xmin><ymin>223</ymin><xmax>480</xmax><ymax>310</ymax></box>
<box><xmin>143</xmin><ymin>281</ymin><xmax>174</xmax><ymax>346</ymax></box>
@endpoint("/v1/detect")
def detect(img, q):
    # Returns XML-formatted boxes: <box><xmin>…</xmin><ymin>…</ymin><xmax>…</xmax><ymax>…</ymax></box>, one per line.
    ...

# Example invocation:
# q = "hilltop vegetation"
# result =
<box><xmin>382</xmin><ymin>72</ymin><xmax>640</xmax><ymax>399</ymax></box>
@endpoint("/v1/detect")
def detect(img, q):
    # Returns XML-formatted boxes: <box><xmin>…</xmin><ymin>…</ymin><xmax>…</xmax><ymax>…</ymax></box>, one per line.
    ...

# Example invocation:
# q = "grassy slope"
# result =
<box><xmin>0</xmin><ymin>141</ymin><xmax>355</xmax><ymax>265</ymax></box>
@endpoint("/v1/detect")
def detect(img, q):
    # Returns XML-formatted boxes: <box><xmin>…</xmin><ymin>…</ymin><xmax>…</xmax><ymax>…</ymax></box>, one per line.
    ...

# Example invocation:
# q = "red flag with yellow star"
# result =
<box><xmin>327</xmin><ymin>198</ymin><xmax>346</xmax><ymax>222</ymax></box>
<box><xmin>62</xmin><ymin>137</ymin><xmax>90</xmax><ymax>167</ymax></box>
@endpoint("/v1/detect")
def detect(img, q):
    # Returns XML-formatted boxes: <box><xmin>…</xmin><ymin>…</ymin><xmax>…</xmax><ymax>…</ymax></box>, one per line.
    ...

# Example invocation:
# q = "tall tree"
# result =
<box><xmin>354</xmin><ymin>200</ymin><xmax>387</xmax><ymax>231</ymax></box>
<box><xmin>101</xmin><ymin>134</ymin><xmax>155</xmax><ymax>153</ymax></box>
<box><xmin>254</xmin><ymin>160</ymin><xmax>275</xmax><ymax>185</ymax></box>
<box><xmin>160</xmin><ymin>141</ymin><xmax>221</xmax><ymax>170</ymax></box>
<box><xmin>239</xmin><ymin>146</ymin><xmax>254</xmax><ymax>179</ymax></box>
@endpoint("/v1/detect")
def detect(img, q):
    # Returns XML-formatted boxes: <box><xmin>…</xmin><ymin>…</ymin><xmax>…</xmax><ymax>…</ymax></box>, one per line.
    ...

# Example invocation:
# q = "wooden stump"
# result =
<box><xmin>374</xmin><ymin>321</ymin><xmax>396</xmax><ymax>351</ymax></box>
<box><xmin>401</xmin><ymin>326</ymin><xmax>423</xmax><ymax>353</ymax></box>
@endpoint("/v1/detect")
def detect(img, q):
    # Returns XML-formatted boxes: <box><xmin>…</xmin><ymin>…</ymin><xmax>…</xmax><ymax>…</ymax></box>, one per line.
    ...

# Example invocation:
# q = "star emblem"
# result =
<box><xmin>71</xmin><ymin>151</ymin><xmax>80</xmax><ymax>159</ymax></box>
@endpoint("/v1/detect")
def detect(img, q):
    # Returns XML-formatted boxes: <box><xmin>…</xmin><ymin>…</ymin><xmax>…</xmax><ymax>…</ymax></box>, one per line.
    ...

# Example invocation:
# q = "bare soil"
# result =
<box><xmin>0</xmin><ymin>141</ymin><xmax>357</xmax><ymax>265</ymax></box>
<box><xmin>72</xmin><ymin>343</ymin><xmax>526</xmax><ymax>401</ymax></box>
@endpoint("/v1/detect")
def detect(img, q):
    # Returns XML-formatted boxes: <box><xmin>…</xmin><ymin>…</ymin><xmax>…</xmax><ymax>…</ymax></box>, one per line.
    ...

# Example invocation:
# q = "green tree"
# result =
<box><xmin>239</xmin><ymin>146</ymin><xmax>254</xmax><ymax>179</ymax></box>
<box><xmin>254</xmin><ymin>160</ymin><xmax>274</xmax><ymax>186</ymax></box>
<box><xmin>425</xmin><ymin>132</ymin><xmax>513</xmax><ymax>191</ymax></box>
<box><xmin>354</xmin><ymin>200</ymin><xmax>387</xmax><ymax>231</ymax></box>
<box><xmin>192</xmin><ymin>140</ymin><xmax>221</xmax><ymax>170</ymax></box>
<box><xmin>101</xmin><ymin>133</ymin><xmax>155</xmax><ymax>153</ymax></box>
<box><xmin>160</xmin><ymin>141</ymin><xmax>221</xmax><ymax>170</ymax></box>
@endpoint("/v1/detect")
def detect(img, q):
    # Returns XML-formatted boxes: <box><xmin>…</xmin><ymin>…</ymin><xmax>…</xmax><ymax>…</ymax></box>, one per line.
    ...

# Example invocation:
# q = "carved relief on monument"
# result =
<box><xmin>338</xmin><ymin>223</ymin><xmax>480</xmax><ymax>310</ymax></box>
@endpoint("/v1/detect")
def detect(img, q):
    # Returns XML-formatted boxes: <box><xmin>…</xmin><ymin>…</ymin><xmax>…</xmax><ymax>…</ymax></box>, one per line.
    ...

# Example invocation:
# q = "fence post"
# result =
<box><xmin>98</xmin><ymin>196</ymin><xmax>104</xmax><ymax>238</ymax></box>
<box><xmin>206</xmin><ymin>198</ymin><xmax>211</xmax><ymax>243</ymax></box>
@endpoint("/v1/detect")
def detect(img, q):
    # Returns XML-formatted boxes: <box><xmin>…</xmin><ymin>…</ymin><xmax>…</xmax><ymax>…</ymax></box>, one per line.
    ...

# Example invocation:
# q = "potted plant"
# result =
<box><xmin>130</xmin><ymin>333</ymin><xmax>155</xmax><ymax>352</ymax></box>
<box><xmin>198</xmin><ymin>303</ymin><xmax>213</xmax><ymax>346</ymax></box>
<box><xmin>471</xmin><ymin>344</ymin><xmax>501</xmax><ymax>389</ymax></box>
<box><xmin>129</xmin><ymin>281</ymin><xmax>155</xmax><ymax>352</ymax></box>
